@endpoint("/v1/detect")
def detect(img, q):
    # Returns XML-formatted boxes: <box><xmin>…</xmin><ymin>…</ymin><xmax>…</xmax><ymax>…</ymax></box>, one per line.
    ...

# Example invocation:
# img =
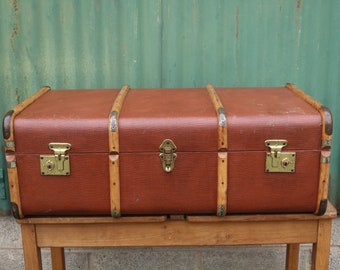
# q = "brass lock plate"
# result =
<box><xmin>159</xmin><ymin>139</ymin><xmax>177</xmax><ymax>173</ymax></box>
<box><xmin>40</xmin><ymin>143</ymin><xmax>71</xmax><ymax>176</ymax></box>
<box><xmin>265</xmin><ymin>140</ymin><xmax>296</xmax><ymax>173</ymax></box>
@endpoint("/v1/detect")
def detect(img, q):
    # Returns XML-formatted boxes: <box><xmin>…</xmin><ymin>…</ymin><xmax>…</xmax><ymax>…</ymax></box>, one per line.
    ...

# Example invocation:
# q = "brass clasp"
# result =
<box><xmin>265</xmin><ymin>140</ymin><xmax>296</xmax><ymax>173</ymax></box>
<box><xmin>159</xmin><ymin>139</ymin><xmax>177</xmax><ymax>173</ymax></box>
<box><xmin>40</xmin><ymin>143</ymin><xmax>71</xmax><ymax>176</ymax></box>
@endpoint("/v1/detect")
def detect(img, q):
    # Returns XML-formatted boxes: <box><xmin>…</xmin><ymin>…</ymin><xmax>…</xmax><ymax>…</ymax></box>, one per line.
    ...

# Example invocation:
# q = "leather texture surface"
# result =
<box><xmin>12</xmin><ymin>87</ymin><xmax>323</xmax><ymax>216</ymax></box>
<box><xmin>217</xmin><ymin>87</ymin><xmax>321</xmax><ymax>151</ymax></box>
<box><xmin>14</xmin><ymin>90</ymin><xmax>119</xmax><ymax>154</ymax></box>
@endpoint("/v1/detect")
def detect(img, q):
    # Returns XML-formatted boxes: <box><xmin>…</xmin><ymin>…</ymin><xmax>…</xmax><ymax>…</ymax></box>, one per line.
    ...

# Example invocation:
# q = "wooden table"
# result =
<box><xmin>18</xmin><ymin>202</ymin><xmax>337</xmax><ymax>270</ymax></box>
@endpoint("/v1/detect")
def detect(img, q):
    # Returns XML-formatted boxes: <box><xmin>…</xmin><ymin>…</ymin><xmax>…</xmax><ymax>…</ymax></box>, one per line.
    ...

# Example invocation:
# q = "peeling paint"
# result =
<box><xmin>8</xmin><ymin>0</ymin><xmax>19</xmax><ymax>52</ymax></box>
<box><xmin>294</xmin><ymin>0</ymin><xmax>302</xmax><ymax>73</ymax></box>
<box><xmin>14</xmin><ymin>88</ymin><xmax>20</xmax><ymax>104</ymax></box>
<box><xmin>296</xmin><ymin>0</ymin><xmax>302</xmax><ymax>9</ymax></box>
<box><xmin>235</xmin><ymin>5</ymin><xmax>239</xmax><ymax>40</ymax></box>
<box><xmin>295</xmin><ymin>0</ymin><xmax>302</xmax><ymax>32</ymax></box>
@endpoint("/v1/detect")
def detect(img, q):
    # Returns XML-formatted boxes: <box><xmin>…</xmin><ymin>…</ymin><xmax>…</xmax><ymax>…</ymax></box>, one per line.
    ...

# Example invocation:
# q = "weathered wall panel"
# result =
<box><xmin>1</xmin><ymin>0</ymin><xmax>339</xmax><ymax>214</ymax></box>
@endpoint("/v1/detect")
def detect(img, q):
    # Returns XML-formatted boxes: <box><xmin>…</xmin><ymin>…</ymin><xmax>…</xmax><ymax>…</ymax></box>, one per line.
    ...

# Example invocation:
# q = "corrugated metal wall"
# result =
<box><xmin>1</xmin><ymin>0</ymin><xmax>339</xmax><ymax>214</ymax></box>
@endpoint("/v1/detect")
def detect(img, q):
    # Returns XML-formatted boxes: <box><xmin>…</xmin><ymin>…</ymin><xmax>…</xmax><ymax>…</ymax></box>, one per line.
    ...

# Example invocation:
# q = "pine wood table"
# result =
<box><xmin>17</xmin><ymin>202</ymin><xmax>336</xmax><ymax>270</ymax></box>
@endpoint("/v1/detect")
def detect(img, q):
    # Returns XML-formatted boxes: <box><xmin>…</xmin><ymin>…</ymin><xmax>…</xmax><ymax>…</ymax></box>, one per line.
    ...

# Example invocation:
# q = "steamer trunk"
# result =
<box><xmin>3</xmin><ymin>85</ymin><xmax>332</xmax><ymax>218</ymax></box>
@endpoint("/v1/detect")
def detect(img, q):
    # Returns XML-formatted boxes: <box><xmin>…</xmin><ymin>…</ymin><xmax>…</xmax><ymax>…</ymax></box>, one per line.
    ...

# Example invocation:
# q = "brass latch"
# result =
<box><xmin>265</xmin><ymin>140</ymin><xmax>296</xmax><ymax>173</ymax></box>
<box><xmin>159</xmin><ymin>139</ymin><xmax>177</xmax><ymax>173</ymax></box>
<box><xmin>40</xmin><ymin>143</ymin><xmax>71</xmax><ymax>176</ymax></box>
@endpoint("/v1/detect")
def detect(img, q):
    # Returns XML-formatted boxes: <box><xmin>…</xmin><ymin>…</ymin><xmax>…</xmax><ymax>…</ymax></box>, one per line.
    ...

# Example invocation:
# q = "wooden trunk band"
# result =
<box><xmin>205</xmin><ymin>84</ymin><xmax>228</xmax><ymax>150</ymax></box>
<box><xmin>285</xmin><ymin>83</ymin><xmax>332</xmax><ymax>215</ymax></box>
<box><xmin>108</xmin><ymin>85</ymin><xmax>131</xmax><ymax>218</ymax></box>
<box><xmin>6</xmin><ymin>154</ymin><xmax>22</xmax><ymax>218</ymax></box>
<box><xmin>205</xmin><ymin>84</ymin><xmax>228</xmax><ymax>217</ymax></box>
<box><xmin>4</xmin><ymin>86</ymin><xmax>51</xmax><ymax>219</ymax></box>
<box><xmin>4</xmin><ymin>86</ymin><xmax>51</xmax><ymax>152</ymax></box>
<box><xmin>285</xmin><ymin>83</ymin><xmax>332</xmax><ymax>144</ymax></box>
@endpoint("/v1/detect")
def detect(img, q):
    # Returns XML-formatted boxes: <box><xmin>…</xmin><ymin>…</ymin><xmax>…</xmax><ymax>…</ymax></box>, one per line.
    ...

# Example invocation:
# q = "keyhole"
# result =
<box><xmin>281</xmin><ymin>158</ymin><xmax>290</xmax><ymax>167</ymax></box>
<box><xmin>46</xmin><ymin>160</ymin><xmax>55</xmax><ymax>171</ymax></box>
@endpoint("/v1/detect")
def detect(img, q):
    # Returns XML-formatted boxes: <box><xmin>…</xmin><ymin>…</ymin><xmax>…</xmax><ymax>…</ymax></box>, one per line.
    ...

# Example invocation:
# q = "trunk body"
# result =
<box><xmin>3</xmin><ymin>85</ymin><xmax>330</xmax><ymax>217</ymax></box>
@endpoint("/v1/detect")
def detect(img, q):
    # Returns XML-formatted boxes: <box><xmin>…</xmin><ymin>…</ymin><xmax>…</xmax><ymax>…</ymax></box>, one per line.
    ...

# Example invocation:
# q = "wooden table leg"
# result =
<box><xmin>312</xmin><ymin>219</ymin><xmax>332</xmax><ymax>270</ymax></box>
<box><xmin>285</xmin><ymin>243</ymin><xmax>300</xmax><ymax>270</ymax></box>
<box><xmin>51</xmin><ymin>247</ymin><xmax>66</xmax><ymax>270</ymax></box>
<box><xmin>21</xmin><ymin>224</ymin><xmax>43</xmax><ymax>270</ymax></box>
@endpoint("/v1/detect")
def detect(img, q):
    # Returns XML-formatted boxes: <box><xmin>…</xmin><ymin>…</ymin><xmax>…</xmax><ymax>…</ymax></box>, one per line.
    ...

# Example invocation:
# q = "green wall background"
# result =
<box><xmin>1</xmin><ymin>0</ymin><xmax>339</xmax><ymax>214</ymax></box>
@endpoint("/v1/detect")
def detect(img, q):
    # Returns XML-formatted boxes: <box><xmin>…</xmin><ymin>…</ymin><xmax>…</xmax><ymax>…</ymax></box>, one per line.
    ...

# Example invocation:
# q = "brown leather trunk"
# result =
<box><xmin>3</xmin><ymin>85</ymin><xmax>332</xmax><ymax>218</ymax></box>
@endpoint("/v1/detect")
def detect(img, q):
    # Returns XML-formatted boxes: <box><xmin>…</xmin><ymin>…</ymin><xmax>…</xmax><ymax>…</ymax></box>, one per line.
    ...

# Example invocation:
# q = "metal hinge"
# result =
<box><xmin>5</xmin><ymin>141</ymin><xmax>15</xmax><ymax>149</ymax></box>
<box><xmin>265</xmin><ymin>140</ymin><xmax>296</xmax><ymax>173</ymax></box>
<box><xmin>322</xmin><ymin>139</ymin><xmax>332</xmax><ymax>148</ymax></box>
<box><xmin>217</xmin><ymin>205</ymin><xmax>226</xmax><ymax>217</ymax></box>
<box><xmin>40</xmin><ymin>143</ymin><xmax>71</xmax><ymax>176</ymax></box>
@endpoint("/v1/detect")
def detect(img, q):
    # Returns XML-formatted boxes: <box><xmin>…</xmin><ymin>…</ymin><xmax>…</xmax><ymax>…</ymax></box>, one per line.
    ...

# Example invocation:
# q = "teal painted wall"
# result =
<box><xmin>1</xmin><ymin>0</ymin><xmax>339</xmax><ymax>214</ymax></box>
